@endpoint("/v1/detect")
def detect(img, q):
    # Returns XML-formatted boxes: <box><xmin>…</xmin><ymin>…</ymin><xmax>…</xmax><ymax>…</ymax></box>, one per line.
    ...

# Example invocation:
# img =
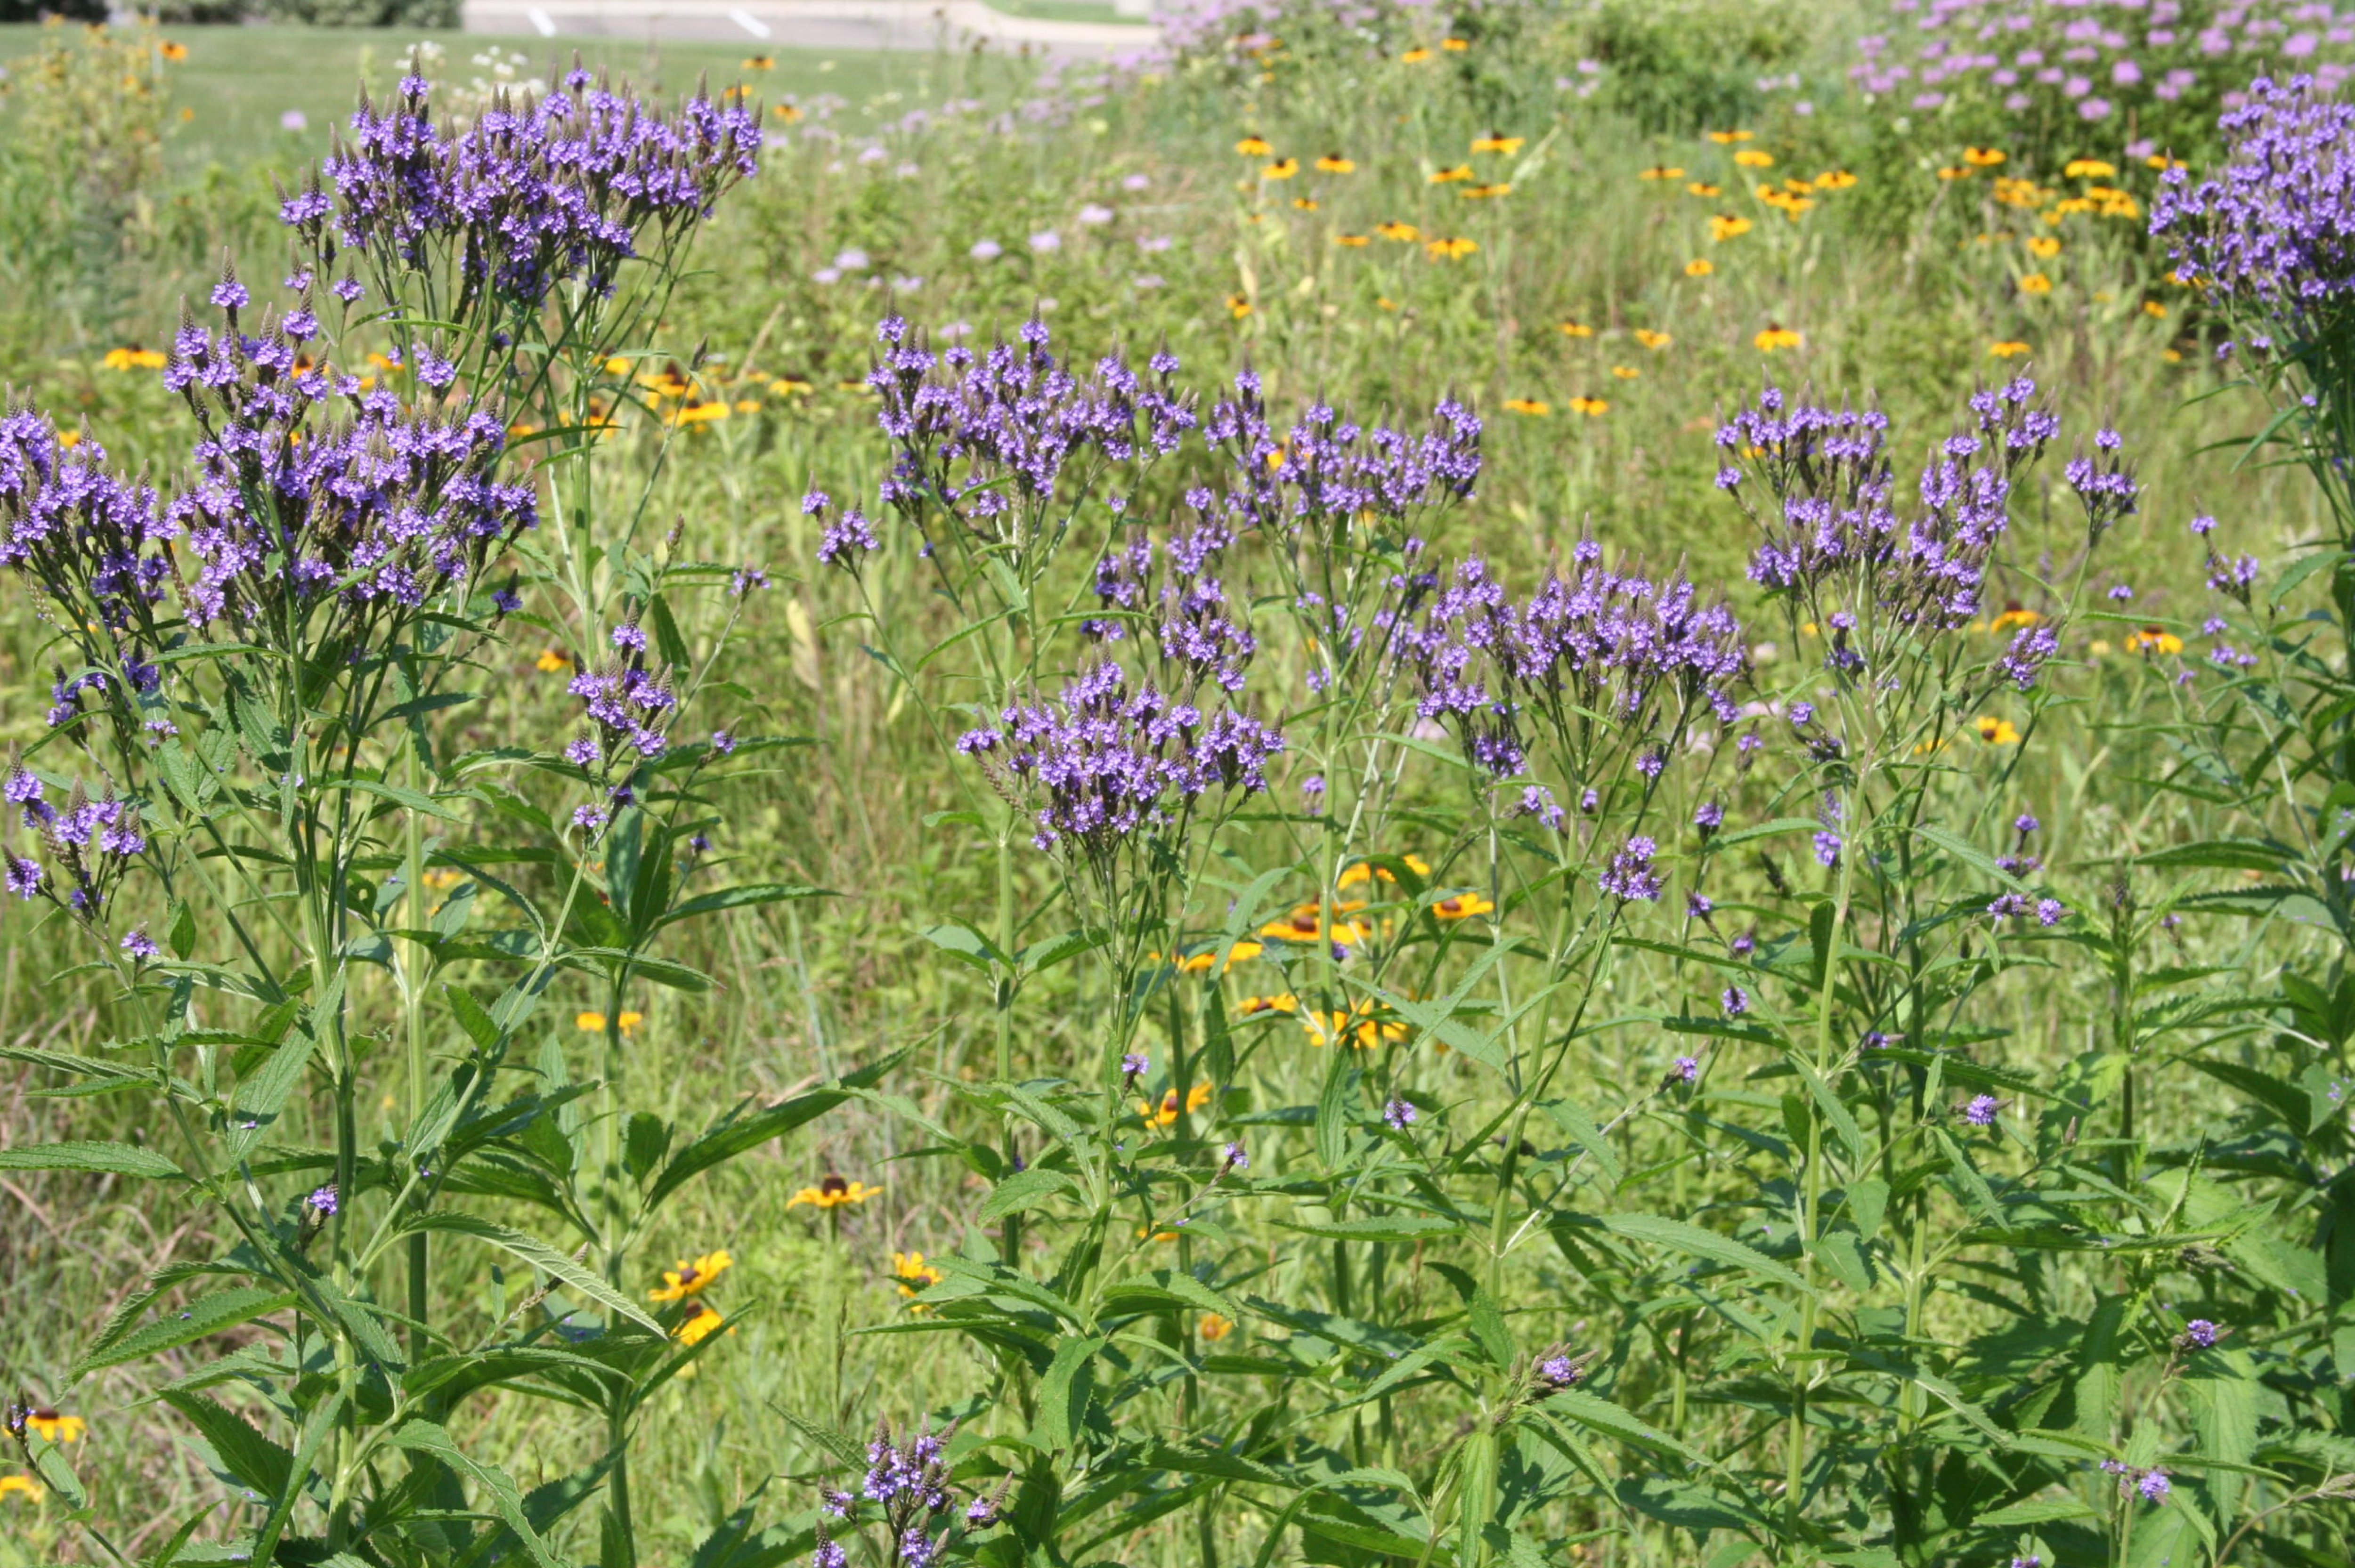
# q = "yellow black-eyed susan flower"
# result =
<box><xmin>1707</xmin><ymin>129</ymin><xmax>1753</xmax><ymax>144</ymax></box>
<box><xmin>1376</xmin><ymin>220</ymin><xmax>1420</xmax><ymax>241</ymax></box>
<box><xmin>1302</xmin><ymin>1002</ymin><xmax>1408</xmax><ymax>1049</ymax></box>
<box><xmin>1988</xmin><ymin>340</ymin><xmax>2031</xmax><ymax>357</ymax></box>
<box><xmin>1429</xmin><ymin>163</ymin><xmax>1474</xmax><ymax>183</ymax></box>
<box><xmin>2064</xmin><ymin>157</ymin><xmax>2117</xmax><ymax>179</ymax></box>
<box><xmin>1471</xmin><ymin>131</ymin><xmax>1524</xmax><ymax>154</ymax></box>
<box><xmin>2126</xmin><ymin>626</ymin><xmax>2184</xmax><ymax>655</ymax></box>
<box><xmin>1754</xmin><ymin>324</ymin><xmax>1803</xmax><ymax>351</ymax></box>
<box><xmin>2019</xmin><ymin>273</ymin><xmax>2054</xmax><ymax>295</ymax></box>
<box><xmin>1610</xmin><ymin>364</ymin><xmax>1639</xmax><ymax>380</ymax></box>
<box><xmin>536</xmin><ymin>647</ymin><xmax>572</xmax><ymax>672</ymax></box>
<box><xmin>1226</xmin><ymin>294</ymin><xmax>1253</xmax><ymax>318</ymax></box>
<box><xmin>1973</xmin><ymin>716</ymin><xmax>2021</xmax><ymax>745</ymax></box>
<box><xmin>1687</xmin><ymin>181</ymin><xmax>1722</xmax><ymax>197</ymax></box>
<box><xmin>576</xmin><ymin>1010</ymin><xmax>645</xmax><ymax>1035</ymax></box>
<box><xmin>1502</xmin><ymin>398</ymin><xmax>1551</xmax><ymax>416</ymax></box>
<box><xmin>1200</xmin><ymin>1313</ymin><xmax>1235</xmax><ymax>1341</ymax></box>
<box><xmin>1139</xmin><ymin>1082</ymin><xmax>1215</xmax><ymax>1127</ymax></box>
<box><xmin>1557</xmin><ymin>318</ymin><xmax>1594</xmax><ymax>337</ymax></box>
<box><xmin>1683</xmin><ymin>258</ymin><xmax>1714</xmax><ymax>276</ymax></box>
<box><xmin>1315</xmin><ymin>153</ymin><xmax>1355</xmax><ymax>173</ymax></box>
<box><xmin>0</xmin><ymin>1474</ymin><xmax>43</xmax><ymax>1503</ymax></box>
<box><xmin>1634</xmin><ymin>328</ymin><xmax>1673</xmax><ymax>349</ymax></box>
<box><xmin>1567</xmin><ymin>396</ymin><xmax>1610</xmax><ymax>416</ymax></box>
<box><xmin>24</xmin><ymin>1411</ymin><xmax>83</xmax><ymax>1444</ymax></box>
<box><xmin>1814</xmin><ymin>169</ymin><xmax>1859</xmax><ymax>189</ymax></box>
<box><xmin>1235</xmin><ymin>134</ymin><xmax>1272</xmax><ymax>156</ymax></box>
<box><xmin>742</xmin><ymin>54</ymin><xmax>774</xmax><ymax>69</ymax></box>
<box><xmin>1262</xmin><ymin>157</ymin><xmax>1299</xmax><ymax>180</ymax></box>
<box><xmin>1259</xmin><ymin>901</ymin><xmax>1372</xmax><ymax>944</ymax></box>
<box><xmin>1333</xmin><ymin>233</ymin><xmax>1371</xmax><ymax>247</ymax></box>
<box><xmin>2027</xmin><ymin>235</ymin><xmax>2062</xmax><ymax>258</ymax></box>
<box><xmin>1339</xmin><ymin>855</ymin><xmax>1431</xmax><ymax>888</ymax></box>
<box><xmin>1963</xmin><ymin>146</ymin><xmax>2006</xmax><ymax>166</ymax></box>
<box><xmin>1401</xmin><ymin>46</ymin><xmax>1432</xmax><ymax>62</ymax></box>
<box><xmin>1171</xmin><ymin>941</ymin><xmax>1264</xmax><ymax>973</ymax></box>
<box><xmin>892</xmin><ymin>1251</ymin><xmax>944</xmax><ymax>1299</ymax></box>
<box><xmin>1430</xmin><ymin>891</ymin><xmax>1495</xmax><ymax>919</ymax></box>
<box><xmin>159</xmin><ymin>40</ymin><xmax>188</xmax><ymax>61</ymax></box>
<box><xmin>788</xmin><ymin>1174</ymin><xmax>883</xmax><ymax>1210</ymax></box>
<box><xmin>1424</xmin><ymin>235</ymin><xmax>1478</xmax><ymax>259</ymax></box>
<box><xmin>1733</xmin><ymin>148</ymin><xmax>1774</xmax><ymax>168</ymax></box>
<box><xmin>101</xmin><ymin>346</ymin><xmax>166</xmax><ymax>371</ymax></box>
<box><xmin>1708</xmin><ymin>214</ymin><xmax>1753</xmax><ymax>242</ymax></box>
<box><xmin>651</xmin><ymin>1250</ymin><xmax>734</xmax><ymax>1302</ymax></box>
<box><xmin>675</xmin><ymin>1303</ymin><xmax>727</xmax><ymax>1345</ymax></box>
<box><xmin>1640</xmin><ymin>165</ymin><xmax>1684</xmax><ymax>181</ymax></box>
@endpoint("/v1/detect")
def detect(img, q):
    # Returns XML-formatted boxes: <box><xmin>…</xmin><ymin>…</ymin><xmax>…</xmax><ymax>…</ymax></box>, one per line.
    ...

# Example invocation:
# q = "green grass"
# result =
<box><xmin>980</xmin><ymin>0</ymin><xmax>1143</xmax><ymax>23</ymax></box>
<box><xmin>0</xmin><ymin>24</ymin><xmax>910</xmax><ymax>175</ymax></box>
<box><xmin>1</xmin><ymin>3</ymin><xmax>2353</xmax><ymax>1565</ymax></box>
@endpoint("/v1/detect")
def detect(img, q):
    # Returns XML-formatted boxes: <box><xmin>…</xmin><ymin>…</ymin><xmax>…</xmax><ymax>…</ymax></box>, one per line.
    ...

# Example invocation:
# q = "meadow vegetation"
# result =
<box><xmin>4</xmin><ymin>4</ymin><xmax>2355</xmax><ymax>1566</ymax></box>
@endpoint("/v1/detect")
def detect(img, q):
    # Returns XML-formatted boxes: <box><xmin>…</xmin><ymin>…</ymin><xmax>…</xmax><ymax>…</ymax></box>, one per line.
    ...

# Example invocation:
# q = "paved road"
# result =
<box><xmin>458</xmin><ymin>0</ymin><xmax>1159</xmax><ymax>57</ymax></box>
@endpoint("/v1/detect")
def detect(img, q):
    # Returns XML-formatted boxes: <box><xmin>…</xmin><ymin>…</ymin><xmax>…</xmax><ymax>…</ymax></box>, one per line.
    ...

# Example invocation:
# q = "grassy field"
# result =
<box><xmin>0</xmin><ymin>24</ymin><xmax>907</xmax><ymax>173</ymax></box>
<box><xmin>1</xmin><ymin>3</ymin><xmax>2353</xmax><ymax>1566</ymax></box>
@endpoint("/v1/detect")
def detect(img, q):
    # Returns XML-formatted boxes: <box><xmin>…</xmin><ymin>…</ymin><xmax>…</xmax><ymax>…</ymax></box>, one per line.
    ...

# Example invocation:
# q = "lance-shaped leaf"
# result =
<box><xmin>646</xmin><ymin>1050</ymin><xmax>905</xmax><ymax>1210</ymax></box>
<box><xmin>406</xmin><ymin>1213</ymin><xmax>662</xmax><ymax>1334</ymax></box>
<box><xmin>75</xmin><ymin>1285</ymin><xmax>296</xmax><ymax>1375</ymax></box>
<box><xmin>0</xmin><ymin>1140</ymin><xmax>182</xmax><ymax>1180</ymax></box>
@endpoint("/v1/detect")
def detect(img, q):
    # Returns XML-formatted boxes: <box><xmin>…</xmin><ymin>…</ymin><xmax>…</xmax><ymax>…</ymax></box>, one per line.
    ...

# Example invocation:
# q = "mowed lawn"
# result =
<box><xmin>0</xmin><ymin>24</ymin><xmax>910</xmax><ymax>175</ymax></box>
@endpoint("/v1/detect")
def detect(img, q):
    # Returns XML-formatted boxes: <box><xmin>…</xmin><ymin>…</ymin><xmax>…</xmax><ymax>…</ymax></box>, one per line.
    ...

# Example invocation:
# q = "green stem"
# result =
<box><xmin>403</xmin><ymin>744</ymin><xmax>430</xmax><ymax>1359</ymax></box>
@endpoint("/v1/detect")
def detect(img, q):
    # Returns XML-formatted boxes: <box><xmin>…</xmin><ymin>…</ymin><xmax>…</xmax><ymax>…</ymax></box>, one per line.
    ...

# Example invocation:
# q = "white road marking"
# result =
<box><xmin>527</xmin><ymin>6</ymin><xmax>557</xmax><ymax>34</ymax></box>
<box><xmin>728</xmin><ymin>8</ymin><xmax>773</xmax><ymax>37</ymax></box>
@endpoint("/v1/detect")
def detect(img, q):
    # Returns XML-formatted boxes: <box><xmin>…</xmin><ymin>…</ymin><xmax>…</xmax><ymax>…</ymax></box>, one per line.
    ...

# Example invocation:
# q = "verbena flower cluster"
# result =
<box><xmin>1405</xmin><ymin>544</ymin><xmax>1746</xmax><ymax>785</ymax></box>
<box><xmin>1203</xmin><ymin>370</ymin><xmax>1482</xmax><ymax>537</ymax></box>
<box><xmin>5</xmin><ymin>769</ymin><xmax>144</xmax><ymax>920</ymax></box>
<box><xmin>814</xmin><ymin>1422</ymin><xmax>999</xmax><ymax>1568</ymax></box>
<box><xmin>957</xmin><ymin>657</ymin><xmax>1283</xmax><ymax>859</ymax></box>
<box><xmin>282</xmin><ymin>67</ymin><xmax>763</xmax><ymax>317</ymax></box>
<box><xmin>165</xmin><ymin>308</ymin><xmax>538</xmax><ymax>636</ymax></box>
<box><xmin>1716</xmin><ymin>378</ymin><xmax>2133</xmax><ymax>685</ymax></box>
<box><xmin>0</xmin><ymin>413</ymin><xmax>171</xmax><ymax>677</ymax></box>
<box><xmin>2151</xmin><ymin>73</ymin><xmax>2355</xmax><ymax>323</ymax></box>
<box><xmin>1084</xmin><ymin>524</ymin><xmax>1258</xmax><ymax>695</ymax></box>
<box><xmin>1850</xmin><ymin>0</ymin><xmax>2353</xmax><ymax>151</ymax></box>
<box><xmin>867</xmin><ymin>315</ymin><xmax>1195</xmax><ymax>546</ymax></box>
<box><xmin>6</xmin><ymin>295</ymin><xmax>541</xmax><ymax>740</ymax></box>
<box><xmin>566</xmin><ymin>618</ymin><xmax>681</xmax><ymax>829</ymax></box>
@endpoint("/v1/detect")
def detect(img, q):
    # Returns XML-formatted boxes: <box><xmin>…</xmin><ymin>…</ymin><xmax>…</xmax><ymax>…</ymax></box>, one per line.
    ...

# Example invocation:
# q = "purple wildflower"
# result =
<box><xmin>1599</xmin><ymin>836</ymin><xmax>1663</xmax><ymax>902</ymax></box>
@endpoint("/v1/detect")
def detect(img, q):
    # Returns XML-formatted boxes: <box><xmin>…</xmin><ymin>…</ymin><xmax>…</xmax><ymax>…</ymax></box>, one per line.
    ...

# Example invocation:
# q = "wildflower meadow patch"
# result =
<box><xmin>7</xmin><ymin>4</ymin><xmax>2355</xmax><ymax>1566</ymax></box>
